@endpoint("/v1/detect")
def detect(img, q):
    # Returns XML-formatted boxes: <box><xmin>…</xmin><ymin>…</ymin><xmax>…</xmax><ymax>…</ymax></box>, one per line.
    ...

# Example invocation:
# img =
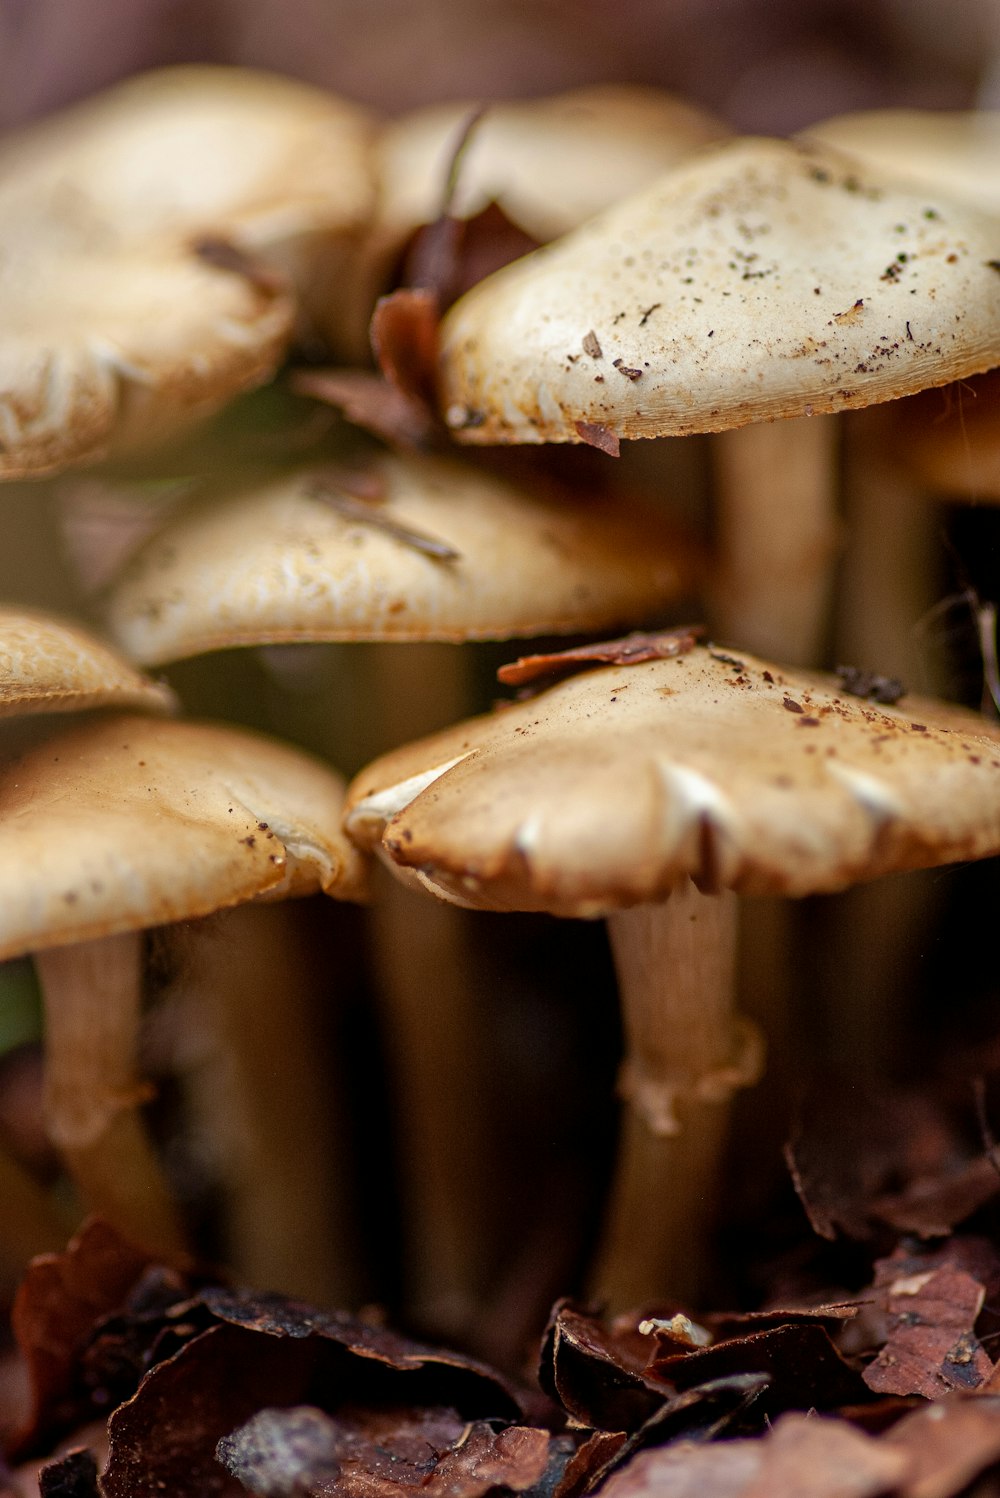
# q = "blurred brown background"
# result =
<box><xmin>1</xmin><ymin>0</ymin><xmax>998</xmax><ymax>133</ymax></box>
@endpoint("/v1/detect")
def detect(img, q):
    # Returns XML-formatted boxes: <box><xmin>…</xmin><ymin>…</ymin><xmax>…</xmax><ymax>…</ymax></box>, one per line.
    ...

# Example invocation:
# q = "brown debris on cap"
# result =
<box><xmin>0</xmin><ymin>607</ymin><xmax>174</xmax><ymax>717</ymax></box>
<box><xmin>437</xmin><ymin>137</ymin><xmax>1000</xmax><ymax>446</ymax></box>
<box><xmin>102</xmin><ymin>453</ymin><xmax>695</xmax><ymax>665</ymax></box>
<box><xmin>801</xmin><ymin>109</ymin><xmax>1000</xmax><ymax>218</ymax></box>
<box><xmin>0</xmin><ymin>713</ymin><xmax>367</xmax><ymax>959</ymax></box>
<box><xmin>0</xmin><ymin>65</ymin><xmax>377</xmax><ymax>478</ymax></box>
<box><xmin>345</xmin><ymin>645</ymin><xmax>1000</xmax><ymax>917</ymax></box>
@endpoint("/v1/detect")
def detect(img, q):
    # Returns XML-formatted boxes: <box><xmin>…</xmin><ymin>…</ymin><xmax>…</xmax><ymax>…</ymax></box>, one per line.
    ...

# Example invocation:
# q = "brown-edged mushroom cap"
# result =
<box><xmin>101</xmin><ymin>452</ymin><xmax>696</xmax><ymax>664</ymax></box>
<box><xmin>0</xmin><ymin>607</ymin><xmax>174</xmax><ymax>717</ymax></box>
<box><xmin>347</xmin><ymin>645</ymin><xmax>1000</xmax><ymax>915</ymax></box>
<box><xmin>347</xmin><ymin>644</ymin><xmax>1000</xmax><ymax>1307</ymax></box>
<box><xmin>437</xmin><ymin>137</ymin><xmax>1000</xmax><ymax>446</ymax></box>
<box><xmin>0</xmin><ymin>65</ymin><xmax>376</xmax><ymax>477</ymax></box>
<box><xmin>0</xmin><ymin>713</ymin><xmax>366</xmax><ymax>955</ymax></box>
<box><xmin>0</xmin><ymin>713</ymin><xmax>366</xmax><ymax>1264</ymax></box>
<box><xmin>800</xmin><ymin>110</ymin><xmax>1000</xmax><ymax>217</ymax></box>
<box><xmin>374</xmin><ymin>85</ymin><xmax>727</xmax><ymax>257</ymax></box>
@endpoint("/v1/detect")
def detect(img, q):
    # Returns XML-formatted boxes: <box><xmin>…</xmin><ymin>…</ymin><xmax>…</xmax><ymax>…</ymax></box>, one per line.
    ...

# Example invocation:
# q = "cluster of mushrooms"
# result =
<box><xmin>0</xmin><ymin>64</ymin><xmax>998</xmax><ymax>1350</ymax></box>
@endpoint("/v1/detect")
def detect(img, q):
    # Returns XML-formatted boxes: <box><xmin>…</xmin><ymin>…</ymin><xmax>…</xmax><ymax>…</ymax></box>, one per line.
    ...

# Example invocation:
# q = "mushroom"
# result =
<box><xmin>435</xmin><ymin>135</ymin><xmax>1000</xmax><ymax>665</ymax></box>
<box><xmin>0</xmin><ymin>65</ymin><xmax>376</xmax><ymax>478</ymax></box>
<box><xmin>0</xmin><ymin>709</ymin><xmax>366</xmax><ymax>1271</ymax></box>
<box><xmin>94</xmin><ymin>440</ymin><xmax>697</xmax><ymax>1332</ymax></box>
<box><xmin>0</xmin><ymin>606</ymin><xmax>175</xmax><ymax>1270</ymax></box>
<box><xmin>345</xmin><ymin>641</ymin><xmax>1000</xmax><ymax>1308</ymax></box>
<box><xmin>100</xmin><ymin>449</ymin><xmax>696</xmax><ymax>663</ymax></box>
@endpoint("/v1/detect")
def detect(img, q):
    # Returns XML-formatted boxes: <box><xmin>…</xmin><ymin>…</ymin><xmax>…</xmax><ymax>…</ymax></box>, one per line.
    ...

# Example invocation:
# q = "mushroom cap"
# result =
<box><xmin>800</xmin><ymin>110</ymin><xmax>1000</xmax><ymax>218</ymax></box>
<box><xmin>0</xmin><ymin>607</ymin><xmax>174</xmax><ymax>717</ymax></box>
<box><xmin>102</xmin><ymin>452</ymin><xmax>696</xmax><ymax>664</ymax></box>
<box><xmin>0</xmin><ymin>65</ymin><xmax>376</xmax><ymax>477</ymax></box>
<box><xmin>0</xmin><ymin>714</ymin><xmax>367</xmax><ymax>960</ymax></box>
<box><xmin>346</xmin><ymin>646</ymin><xmax>1000</xmax><ymax>917</ymax></box>
<box><xmin>374</xmin><ymin>85</ymin><xmax>727</xmax><ymax>254</ymax></box>
<box><xmin>437</xmin><ymin>137</ymin><xmax>1000</xmax><ymax>446</ymax></box>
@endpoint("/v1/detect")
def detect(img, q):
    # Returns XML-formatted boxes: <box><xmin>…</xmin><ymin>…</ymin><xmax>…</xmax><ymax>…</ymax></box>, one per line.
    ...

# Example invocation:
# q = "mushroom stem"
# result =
<box><xmin>712</xmin><ymin>414</ymin><xmax>840</xmax><ymax>665</ymax></box>
<box><xmin>173</xmin><ymin>901</ymin><xmax>360</xmax><ymax>1306</ymax></box>
<box><xmin>591</xmin><ymin>882</ymin><xmax>762</xmax><ymax>1310</ymax></box>
<box><xmin>370</xmin><ymin>869</ymin><xmax>490</xmax><ymax>1338</ymax></box>
<box><xmin>36</xmin><ymin>931</ymin><xmax>186</xmax><ymax>1259</ymax></box>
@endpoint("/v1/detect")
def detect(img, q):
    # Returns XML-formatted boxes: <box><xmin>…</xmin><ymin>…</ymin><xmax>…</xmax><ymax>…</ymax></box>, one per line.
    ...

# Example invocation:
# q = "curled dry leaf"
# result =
<box><xmin>101</xmin><ymin>1288</ymin><xmax>525</xmax><ymax>1498</ymax></box>
<box><xmin>538</xmin><ymin>1303</ymin><xmax>666</xmax><ymax>1433</ymax></box>
<box><xmin>371</xmin><ymin>289</ymin><xmax>441</xmax><ymax>411</ymax></box>
<box><xmin>404</xmin><ymin>203</ymin><xmax>541</xmax><ymax>312</ymax></box>
<box><xmin>9</xmin><ymin>1220</ymin><xmax>154</xmax><ymax>1454</ymax></box>
<box><xmin>784</xmin><ymin>1083</ymin><xmax>986</xmax><ymax>1242</ymax></box>
<box><xmin>647</xmin><ymin>1321</ymin><xmax>867</xmax><ymax>1414</ymax></box>
<box><xmin>497</xmin><ymin>628</ymin><xmax>703</xmax><ymax>687</ymax></box>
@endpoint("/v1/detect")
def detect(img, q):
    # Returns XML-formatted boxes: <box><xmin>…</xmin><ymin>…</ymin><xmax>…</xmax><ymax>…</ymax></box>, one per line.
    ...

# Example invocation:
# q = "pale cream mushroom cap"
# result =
<box><xmin>346</xmin><ymin>646</ymin><xmax>1000</xmax><ymax>917</ymax></box>
<box><xmin>0</xmin><ymin>66</ymin><xmax>377</xmax><ymax>477</ymax></box>
<box><xmin>0</xmin><ymin>714</ymin><xmax>367</xmax><ymax>959</ymax></box>
<box><xmin>0</xmin><ymin>607</ymin><xmax>174</xmax><ymax>717</ymax></box>
<box><xmin>437</xmin><ymin>137</ymin><xmax>1000</xmax><ymax>446</ymax></box>
<box><xmin>801</xmin><ymin>110</ymin><xmax>1000</xmax><ymax>218</ymax></box>
<box><xmin>374</xmin><ymin>85</ymin><xmax>727</xmax><ymax>257</ymax></box>
<box><xmin>102</xmin><ymin>452</ymin><xmax>695</xmax><ymax>664</ymax></box>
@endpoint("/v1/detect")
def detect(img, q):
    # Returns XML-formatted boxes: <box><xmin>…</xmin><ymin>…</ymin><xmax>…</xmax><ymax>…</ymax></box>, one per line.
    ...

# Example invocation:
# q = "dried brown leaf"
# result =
<box><xmin>863</xmin><ymin>1266</ymin><xmax>994</xmax><ymax>1398</ymax></box>
<box><xmin>886</xmin><ymin>1395</ymin><xmax>1000</xmax><ymax>1498</ymax></box>
<box><xmin>593</xmin><ymin>1440</ymin><xmax>763</xmax><ymax>1498</ymax></box>
<box><xmin>498</xmin><ymin>627</ymin><xmax>703</xmax><ymax>688</ymax></box>
<box><xmin>785</xmin><ymin>1084</ymin><xmax>975</xmax><ymax>1242</ymax></box>
<box><xmin>290</xmin><ymin>370</ymin><xmax>436</xmax><ymax>451</ymax></box>
<box><xmin>101</xmin><ymin>1290</ymin><xmax>525</xmax><ymax>1498</ymax></box>
<box><xmin>405</xmin><ymin>204</ymin><xmax>539</xmax><ymax>312</ymax></box>
<box><xmin>648</xmin><ymin>1322</ymin><xmax>867</xmax><ymax>1414</ymax></box>
<box><xmin>371</xmin><ymin>289</ymin><xmax>440</xmax><ymax>409</ymax></box>
<box><xmin>9</xmin><ymin>1221</ymin><xmax>155</xmax><ymax>1454</ymax></box>
<box><xmin>740</xmin><ymin>1413</ymin><xmax>907</xmax><ymax>1498</ymax></box>
<box><xmin>538</xmin><ymin>1304</ymin><xmax>665</xmax><ymax>1433</ymax></box>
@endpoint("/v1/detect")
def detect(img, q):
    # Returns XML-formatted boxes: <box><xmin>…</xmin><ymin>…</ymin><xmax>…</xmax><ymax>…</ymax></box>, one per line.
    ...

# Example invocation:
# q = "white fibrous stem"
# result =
<box><xmin>36</xmin><ymin>931</ymin><xmax>186</xmax><ymax>1258</ymax></box>
<box><xmin>592</xmin><ymin>883</ymin><xmax>762</xmax><ymax>1310</ymax></box>
<box><xmin>173</xmin><ymin>902</ymin><xmax>358</xmax><ymax>1307</ymax></box>
<box><xmin>712</xmin><ymin>414</ymin><xmax>840</xmax><ymax>665</ymax></box>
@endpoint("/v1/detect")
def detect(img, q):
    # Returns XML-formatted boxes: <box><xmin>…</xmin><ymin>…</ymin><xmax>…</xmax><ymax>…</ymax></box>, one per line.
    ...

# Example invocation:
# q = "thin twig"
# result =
<box><xmin>307</xmin><ymin>479</ymin><xmax>460</xmax><ymax>562</ymax></box>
